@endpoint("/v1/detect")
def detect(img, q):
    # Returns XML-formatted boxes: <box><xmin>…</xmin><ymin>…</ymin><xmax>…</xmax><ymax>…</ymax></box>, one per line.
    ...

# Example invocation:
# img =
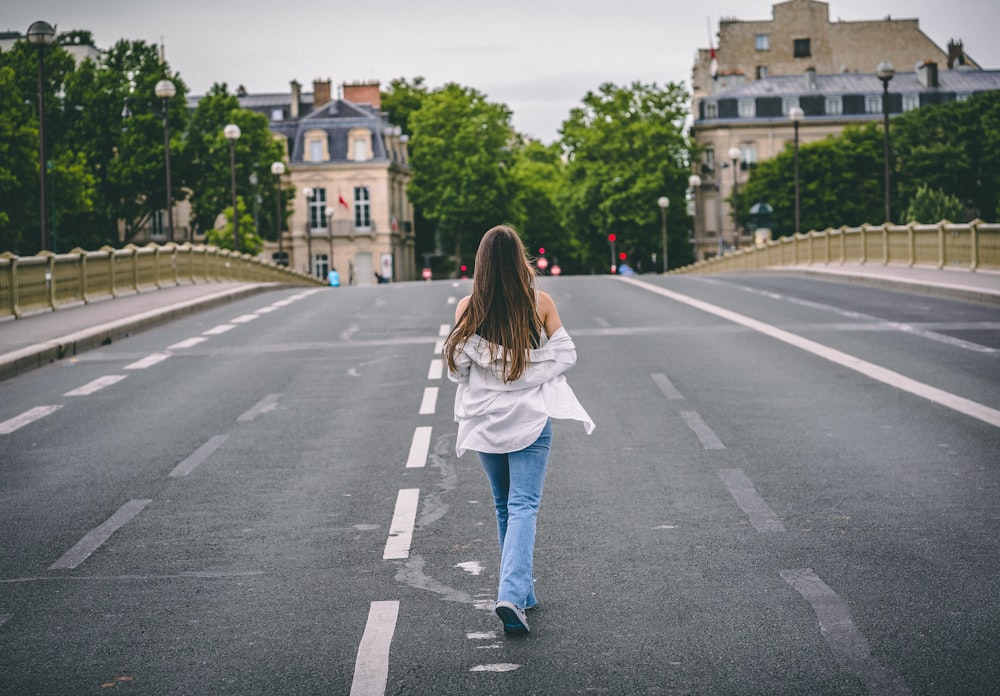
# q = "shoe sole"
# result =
<box><xmin>495</xmin><ymin>605</ymin><xmax>529</xmax><ymax>634</ymax></box>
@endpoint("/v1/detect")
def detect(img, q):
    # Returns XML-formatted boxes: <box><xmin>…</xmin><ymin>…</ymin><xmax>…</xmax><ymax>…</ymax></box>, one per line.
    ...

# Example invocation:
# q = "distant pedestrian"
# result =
<box><xmin>444</xmin><ymin>224</ymin><xmax>595</xmax><ymax>635</ymax></box>
<box><xmin>328</xmin><ymin>268</ymin><xmax>340</xmax><ymax>287</ymax></box>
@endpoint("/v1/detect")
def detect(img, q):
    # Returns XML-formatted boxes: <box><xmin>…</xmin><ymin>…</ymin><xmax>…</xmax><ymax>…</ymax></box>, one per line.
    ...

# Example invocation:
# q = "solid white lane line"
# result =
<box><xmin>349</xmin><ymin>601</ymin><xmax>400</xmax><ymax>696</ymax></box>
<box><xmin>63</xmin><ymin>375</ymin><xmax>127</xmax><ymax>397</ymax></box>
<box><xmin>167</xmin><ymin>337</ymin><xmax>208</xmax><ymax>350</ymax></box>
<box><xmin>49</xmin><ymin>499</ymin><xmax>152</xmax><ymax>570</ymax></box>
<box><xmin>651</xmin><ymin>373</ymin><xmax>685</xmax><ymax>400</ymax></box>
<box><xmin>439</xmin><ymin>323</ymin><xmax>451</xmax><ymax>336</ymax></box>
<box><xmin>680</xmin><ymin>411</ymin><xmax>726</xmax><ymax>450</ymax></box>
<box><xmin>780</xmin><ymin>568</ymin><xmax>913</xmax><ymax>696</ymax></box>
<box><xmin>418</xmin><ymin>387</ymin><xmax>439</xmax><ymax>415</ymax></box>
<box><xmin>237</xmin><ymin>393</ymin><xmax>282</xmax><ymax>422</ymax></box>
<box><xmin>433</xmin><ymin>338</ymin><xmax>445</xmax><ymax>355</ymax></box>
<box><xmin>169</xmin><ymin>435</ymin><xmax>229</xmax><ymax>478</ymax></box>
<box><xmin>406</xmin><ymin>427</ymin><xmax>432</xmax><ymax>469</ymax></box>
<box><xmin>0</xmin><ymin>405</ymin><xmax>63</xmax><ymax>435</ymax></box>
<box><xmin>717</xmin><ymin>468</ymin><xmax>786</xmax><ymax>532</ymax></box>
<box><xmin>383</xmin><ymin>489</ymin><xmax>420</xmax><ymax>560</ymax></box>
<box><xmin>230</xmin><ymin>314</ymin><xmax>259</xmax><ymax>324</ymax></box>
<box><xmin>202</xmin><ymin>324</ymin><xmax>236</xmax><ymax>335</ymax></box>
<box><xmin>124</xmin><ymin>352</ymin><xmax>171</xmax><ymax>370</ymax></box>
<box><xmin>427</xmin><ymin>360</ymin><xmax>443</xmax><ymax>380</ymax></box>
<box><xmin>620</xmin><ymin>277</ymin><xmax>1000</xmax><ymax>429</ymax></box>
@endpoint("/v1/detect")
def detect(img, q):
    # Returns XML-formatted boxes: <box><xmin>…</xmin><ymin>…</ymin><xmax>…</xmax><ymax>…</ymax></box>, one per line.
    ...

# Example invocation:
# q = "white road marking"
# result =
<box><xmin>169</xmin><ymin>435</ymin><xmax>229</xmax><ymax>478</ymax></box>
<box><xmin>447</xmin><ymin>296</ymin><xmax>457</xmax><ymax>305</ymax></box>
<box><xmin>383</xmin><ymin>489</ymin><xmax>420</xmax><ymax>560</ymax></box>
<box><xmin>406</xmin><ymin>426</ymin><xmax>432</xmax><ymax>469</ymax></box>
<box><xmin>781</xmin><ymin>568</ymin><xmax>912</xmax><ymax>695</ymax></box>
<box><xmin>467</xmin><ymin>631</ymin><xmax>498</xmax><ymax>640</ymax></box>
<box><xmin>230</xmin><ymin>314</ymin><xmax>259</xmax><ymax>324</ymax></box>
<box><xmin>427</xmin><ymin>360</ymin><xmax>443</xmax><ymax>380</ymax></box>
<box><xmin>255</xmin><ymin>306</ymin><xmax>279</xmax><ymax>314</ymax></box>
<box><xmin>124</xmin><ymin>352</ymin><xmax>171</xmax><ymax>370</ymax></box>
<box><xmin>0</xmin><ymin>405</ymin><xmax>63</xmax><ymax>435</ymax></box>
<box><xmin>419</xmin><ymin>387</ymin><xmax>439</xmax><ymax>415</ymax></box>
<box><xmin>455</xmin><ymin>561</ymin><xmax>483</xmax><ymax>575</ymax></box>
<box><xmin>49</xmin><ymin>499</ymin><xmax>152</xmax><ymax>570</ymax></box>
<box><xmin>167</xmin><ymin>337</ymin><xmax>207</xmax><ymax>350</ymax></box>
<box><xmin>680</xmin><ymin>411</ymin><xmax>726</xmax><ymax>449</ymax></box>
<box><xmin>439</xmin><ymin>323</ymin><xmax>451</xmax><ymax>336</ymax></box>
<box><xmin>470</xmin><ymin>664</ymin><xmax>520</xmax><ymax>672</ymax></box>
<box><xmin>237</xmin><ymin>393</ymin><xmax>282</xmax><ymax>422</ymax></box>
<box><xmin>63</xmin><ymin>375</ymin><xmax>127</xmax><ymax>397</ymax></box>
<box><xmin>349</xmin><ymin>600</ymin><xmax>400</xmax><ymax>696</ymax></box>
<box><xmin>651</xmin><ymin>373</ymin><xmax>685</xmax><ymax>400</ymax></box>
<box><xmin>433</xmin><ymin>338</ymin><xmax>445</xmax><ymax>355</ymax></box>
<box><xmin>620</xmin><ymin>277</ymin><xmax>1000</xmax><ymax>429</ymax></box>
<box><xmin>202</xmin><ymin>324</ymin><xmax>236</xmax><ymax>335</ymax></box>
<box><xmin>717</xmin><ymin>468</ymin><xmax>786</xmax><ymax>532</ymax></box>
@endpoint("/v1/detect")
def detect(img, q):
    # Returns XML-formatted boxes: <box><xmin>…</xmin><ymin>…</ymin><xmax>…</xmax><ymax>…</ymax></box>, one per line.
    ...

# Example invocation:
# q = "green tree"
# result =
<box><xmin>204</xmin><ymin>197</ymin><xmax>262</xmax><ymax>255</ymax></box>
<box><xmin>0</xmin><ymin>64</ymin><xmax>39</xmax><ymax>253</ymax></box>
<box><xmin>560</xmin><ymin>81</ymin><xmax>693</xmax><ymax>272</ymax></box>
<box><xmin>903</xmin><ymin>184</ymin><xmax>963</xmax><ymax>224</ymax></box>
<box><xmin>507</xmin><ymin>139</ymin><xmax>574</xmax><ymax>269</ymax></box>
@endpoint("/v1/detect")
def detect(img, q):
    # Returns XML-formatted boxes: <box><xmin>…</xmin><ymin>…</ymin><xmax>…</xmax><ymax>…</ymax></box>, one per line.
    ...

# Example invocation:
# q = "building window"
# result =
<box><xmin>756</xmin><ymin>65</ymin><xmax>769</xmax><ymax>79</ymax></box>
<box><xmin>354</xmin><ymin>186</ymin><xmax>371</xmax><ymax>229</ymax></box>
<box><xmin>353</xmin><ymin>138</ymin><xmax>367</xmax><ymax>161</ymax></box>
<box><xmin>309</xmin><ymin>140</ymin><xmax>323</xmax><ymax>162</ymax></box>
<box><xmin>793</xmin><ymin>38</ymin><xmax>811</xmax><ymax>58</ymax></box>
<box><xmin>738</xmin><ymin>98</ymin><xmax>755</xmax><ymax>118</ymax></box>
<box><xmin>305</xmin><ymin>129</ymin><xmax>328</xmax><ymax>163</ymax></box>
<box><xmin>271</xmin><ymin>108</ymin><xmax>284</xmax><ymax>121</ymax></box>
<box><xmin>308</xmin><ymin>188</ymin><xmax>327</xmax><ymax>230</ymax></box>
<box><xmin>741</xmin><ymin>143</ymin><xmax>758</xmax><ymax>167</ymax></box>
<box><xmin>865</xmin><ymin>95</ymin><xmax>883</xmax><ymax>114</ymax></box>
<box><xmin>902</xmin><ymin>93</ymin><xmax>920</xmax><ymax>112</ymax></box>
<box><xmin>755</xmin><ymin>34</ymin><xmax>770</xmax><ymax>51</ymax></box>
<box><xmin>825</xmin><ymin>96</ymin><xmax>843</xmax><ymax>115</ymax></box>
<box><xmin>314</xmin><ymin>253</ymin><xmax>329</xmax><ymax>279</ymax></box>
<box><xmin>956</xmin><ymin>93</ymin><xmax>971</xmax><ymax>102</ymax></box>
<box><xmin>782</xmin><ymin>97</ymin><xmax>800</xmax><ymax>116</ymax></box>
<box><xmin>705</xmin><ymin>101</ymin><xmax>718</xmax><ymax>119</ymax></box>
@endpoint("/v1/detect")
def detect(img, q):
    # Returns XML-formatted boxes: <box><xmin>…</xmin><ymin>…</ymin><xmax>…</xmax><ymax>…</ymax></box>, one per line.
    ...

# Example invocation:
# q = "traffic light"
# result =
<box><xmin>538</xmin><ymin>247</ymin><xmax>546</xmax><ymax>255</ymax></box>
<box><xmin>619</xmin><ymin>252</ymin><xmax>627</xmax><ymax>261</ymax></box>
<box><xmin>608</xmin><ymin>233</ymin><xmax>617</xmax><ymax>243</ymax></box>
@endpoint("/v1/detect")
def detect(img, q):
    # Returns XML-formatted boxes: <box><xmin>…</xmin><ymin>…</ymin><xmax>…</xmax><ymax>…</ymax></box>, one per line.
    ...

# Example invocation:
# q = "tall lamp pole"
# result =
<box><xmin>155</xmin><ymin>79</ymin><xmax>176</xmax><ymax>243</ymax></box>
<box><xmin>27</xmin><ymin>20</ymin><xmax>56</xmax><ymax>252</ymax></box>
<box><xmin>223</xmin><ymin>124</ymin><xmax>241</xmax><ymax>252</ymax></box>
<box><xmin>688</xmin><ymin>175</ymin><xmax>701</xmax><ymax>260</ymax></box>
<box><xmin>270</xmin><ymin>161</ymin><xmax>286</xmax><ymax>265</ymax></box>
<box><xmin>789</xmin><ymin>106</ymin><xmax>804</xmax><ymax>235</ymax></box>
<box><xmin>876</xmin><ymin>61</ymin><xmax>895</xmax><ymax>223</ymax></box>
<box><xmin>302</xmin><ymin>187</ymin><xmax>314</xmax><ymax>276</ymax></box>
<box><xmin>728</xmin><ymin>146</ymin><xmax>742</xmax><ymax>250</ymax></box>
<box><xmin>657</xmin><ymin>196</ymin><xmax>670</xmax><ymax>273</ymax></box>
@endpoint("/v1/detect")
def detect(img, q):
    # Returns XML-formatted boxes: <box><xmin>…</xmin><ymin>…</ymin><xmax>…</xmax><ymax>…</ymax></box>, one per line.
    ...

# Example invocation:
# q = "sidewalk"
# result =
<box><xmin>0</xmin><ymin>282</ymin><xmax>285</xmax><ymax>382</ymax></box>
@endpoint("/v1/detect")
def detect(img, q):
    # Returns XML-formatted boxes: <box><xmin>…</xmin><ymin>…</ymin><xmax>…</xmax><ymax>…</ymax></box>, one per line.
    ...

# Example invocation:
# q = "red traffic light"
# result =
<box><xmin>538</xmin><ymin>247</ymin><xmax>546</xmax><ymax>255</ymax></box>
<box><xmin>608</xmin><ymin>233</ymin><xmax>617</xmax><ymax>242</ymax></box>
<box><xmin>460</xmin><ymin>264</ymin><xmax>468</xmax><ymax>272</ymax></box>
<box><xmin>619</xmin><ymin>252</ymin><xmax>627</xmax><ymax>261</ymax></box>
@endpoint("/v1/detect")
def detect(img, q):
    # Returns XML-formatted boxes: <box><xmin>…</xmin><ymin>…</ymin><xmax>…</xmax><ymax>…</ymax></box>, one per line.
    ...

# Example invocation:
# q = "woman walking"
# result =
<box><xmin>444</xmin><ymin>224</ymin><xmax>594</xmax><ymax>634</ymax></box>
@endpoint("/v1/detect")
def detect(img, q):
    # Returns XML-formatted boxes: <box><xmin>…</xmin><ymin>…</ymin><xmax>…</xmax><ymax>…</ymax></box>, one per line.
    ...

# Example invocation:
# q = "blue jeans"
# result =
<box><xmin>477</xmin><ymin>420</ymin><xmax>552</xmax><ymax>610</ymax></box>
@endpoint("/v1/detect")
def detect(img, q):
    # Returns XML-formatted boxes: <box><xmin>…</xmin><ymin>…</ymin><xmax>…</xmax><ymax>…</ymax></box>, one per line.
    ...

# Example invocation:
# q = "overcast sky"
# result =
<box><xmin>7</xmin><ymin>0</ymin><xmax>1000</xmax><ymax>143</ymax></box>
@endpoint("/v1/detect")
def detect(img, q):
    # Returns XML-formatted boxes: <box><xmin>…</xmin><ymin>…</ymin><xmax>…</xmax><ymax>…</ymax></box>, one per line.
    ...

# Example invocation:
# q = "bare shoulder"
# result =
<box><xmin>536</xmin><ymin>291</ymin><xmax>563</xmax><ymax>335</ymax></box>
<box><xmin>455</xmin><ymin>295</ymin><xmax>471</xmax><ymax>323</ymax></box>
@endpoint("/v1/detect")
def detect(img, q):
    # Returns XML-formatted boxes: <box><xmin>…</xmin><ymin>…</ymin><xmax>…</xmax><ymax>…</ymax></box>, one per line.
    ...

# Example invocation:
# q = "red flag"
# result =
<box><xmin>338</xmin><ymin>193</ymin><xmax>350</xmax><ymax>209</ymax></box>
<box><xmin>710</xmin><ymin>47</ymin><xmax>719</xmax><ymax>80</ymax></box>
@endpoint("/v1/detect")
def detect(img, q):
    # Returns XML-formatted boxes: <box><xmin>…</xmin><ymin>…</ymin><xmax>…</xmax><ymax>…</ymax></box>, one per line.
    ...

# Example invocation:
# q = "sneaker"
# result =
<box><xmin>495</xmin><ymin>601</ymin><xmax>530</xmax><ymax>634</ymax></box>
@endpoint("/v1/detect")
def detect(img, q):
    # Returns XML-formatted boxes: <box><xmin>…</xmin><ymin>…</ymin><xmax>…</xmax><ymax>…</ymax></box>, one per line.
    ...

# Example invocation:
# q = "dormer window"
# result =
<box><xmin>304</xmin><ymin>129</ymin><xmax>328</xmax><ymax>162</ymax></box>
<box><xmin>349</xmin><ymin>127</ymin><xmax>373</xmax><ymax>162</ymax></box>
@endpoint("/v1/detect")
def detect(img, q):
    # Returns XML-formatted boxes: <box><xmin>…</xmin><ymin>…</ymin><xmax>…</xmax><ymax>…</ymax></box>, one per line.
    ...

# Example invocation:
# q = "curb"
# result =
<box><xmin>0</xmin><ymin>283</ymin><xmax>283</xmax><ymax>383</ymax></box>
<box><xmin>765</xmin><ymin>267</ymin><xmax>1000</xmax><ymax>306</ymax></box>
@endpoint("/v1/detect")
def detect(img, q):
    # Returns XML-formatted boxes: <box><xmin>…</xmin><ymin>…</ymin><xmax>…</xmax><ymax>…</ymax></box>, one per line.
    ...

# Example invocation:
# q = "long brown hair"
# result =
<box><xmin>444</xmin><ymin>225</ymin><xmax>541</xmax><ymax>383</ymax></box>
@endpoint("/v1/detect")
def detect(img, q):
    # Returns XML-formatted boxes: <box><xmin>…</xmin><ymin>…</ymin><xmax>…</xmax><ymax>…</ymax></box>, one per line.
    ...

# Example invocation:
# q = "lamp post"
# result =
<box><xmin>789</xmin><ymin>106</ymin><xmax>804</xmax><ymax>236</ymax></box>
<box><xmin>302</xmin><ymin>186</ymin><xmax>314</xmax><ymax>276</ymax></box>
<box><xmin>154</xmin><ymin>79</ymin><xmax>176</xmax><ymax>243</ymax></box>
<box><xmin>688</xmin><ymin>175</ymin><xmax>701</xmax><ymax>260</ymax></box>
<box><xmin>728</xmin><ymin>146</ymin><xmax>742</xmax><ymax>250</ymax></box>
<box><xmin>325</xmin><ymin>205</ymin><xmax>335</xmax><ymax>272</ymax></box>
<box><xmin>270</xmin><ymin>161</ymin><xmax>285</xmax><ymax>265</ymax></box>
<box><xmin>27</xmin><ymin>20</ymin><xmax>56</xmax><ymax>252</ymax></box>
<box><xmin>223</xmin><ymin>124</ymin><xmax>241</xmax><ymax>252</ymax></box>
<box><xmin>876</xmin><ymin>61</ymin><xmax>895</xmax><ymax>223</ymax></box>
<box><xmin>657</xmin><ymin>196</ymin><xmax>670</xmax><ymax>273</ymax></box>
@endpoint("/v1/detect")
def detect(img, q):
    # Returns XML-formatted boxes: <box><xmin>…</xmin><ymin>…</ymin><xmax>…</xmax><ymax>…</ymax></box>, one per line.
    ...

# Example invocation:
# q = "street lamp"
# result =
<box><xmin>876</xmin><ymin>61</ymin><xmax>895</xmax><ymax>223</ymax></box>
<box><xmin>270</xmin><ymin>161</ymin><xmax>285</xmax><ymax>265</ymax></box>
<box><xmin>155</xmin><ymin>79</ymin><xmax>176</xmax><ymax>243</ymax></box>
<box><xmin>688</xmin><ymin>175</ymin><xmax>701</xmax><ymax>260</ymax></box>
<box><xmin>223</xmin><ymin>123</ymin><xmax>241</xmax><ymax>252</ymax></box>
<box><xmin>657</xmin><ymin>196</ymin><xmax>670</xmax><ymax>273</ymax></box>
<box><xmin>302</xmin><ymin>186</ymin><xmax>314</xmax><ymax>275</ymax></box>
<box><xmin>325</xmin><ymin>205</ymin><xmax>335</xmax><ymax>272</ymax></box>
<box><xmin>789</xmin><ymin>106</ymin><xmax>804</xmax><ymax>235</ymax></box>
<box><xmin>728</xmin><ymin>146</ymin><xmax>742</xmax><ymax>250</ymax></box>
<box><xmin>27</xmin><ymin>20</ymin><xmax>56</xmax><ymax>252</ymax></box>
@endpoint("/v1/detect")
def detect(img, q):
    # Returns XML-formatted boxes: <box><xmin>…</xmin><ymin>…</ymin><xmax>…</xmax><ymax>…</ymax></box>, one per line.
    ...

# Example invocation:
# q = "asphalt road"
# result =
<box><xmin>1</xmin><ymin>274</ymin><xmax>997</xmax><ymax>695</ymax></box>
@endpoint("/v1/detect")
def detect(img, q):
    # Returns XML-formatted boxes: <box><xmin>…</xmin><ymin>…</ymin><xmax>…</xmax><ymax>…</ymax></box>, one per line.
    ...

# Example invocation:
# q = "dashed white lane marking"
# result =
<box><xmin>406</xmin><ymin>427</ymin><xmax>432</xmax><ymax>469</ymax></box>
<box><xmin>439</xmin><ymin>323</ymin><xmax>451</xmax><ymax>336</ymax></box>
<box><xmin>202</xmin><ymin>324</ymin><xmax>236</xmax><ymax>335</ymax></box>
<box><xmin>470</xmin><ymin>664</ymin><xmax>520</xmax><ymax>672</ymax></box>
<box><xmin>447</xmin><ymin>296</ymin><xmax>457</xmax><ymax>305</ymax></box>
<box><xmin>717</xmin><ymin>468</ymin><xmax>786</xmax><ymax>532</ymax></box>
<box><xmin>427</xmin><ymin>360</ymin><xmax>443</xmax><ymax>380</ymax></box>
<box><xmin>230</xmin><ymin>314</ymin><xmax>259</xmax><ymax>324</ymax></box>
<box><xmin>167</xmin><ymin>337</ymin><xmax>208</xmax><ymax>350</ymax></box>
<box><xmin>63</xmin><ymin>375</ymin><xmax>127</xmax><ymax>397</ymax></box>
<box><xmin>467</xmin><ymin>631</ymin><xmax>498</xmax><ymax>640</ymax></box>
<box><xmin>383</xmin><ymin>489</ymin><xmax>420</xmax><ymax>560</ymax></box>
<box><xmin>255</xmin><ymin>306</ymin><xmax>279</xmax><ymax>315</ymax></box>
<box><xmin>680</xmin><ymin>411</ymin><xmax>726</xmax><ymax>449</ymax></box>
<box><xmin>0</xmin><ymin>405</ymin><xmax>63</xmax><ymax>435</ymax></box>
<box><xmin>237</xmin><ymin>393</ymin><xmax>282</xmax><ymax>422</ymax></box>
<box><xmin>620</xmin><ymin>276</ymin><xmax>1000</xmax><ymax>429</ymax></box>
<box><xmin>651</xmin><ymin>373</ymin><xmax>684</xmax><ymax>400</ymax></box>
<box><xmin>124</xmin><ymin>352</ymin><xmax>171</xmax><ymax>370</ymax></box>
<box><xmin>349</xmin><ymin>600</ymin><xmax>399</xmax><ymax>696</ymax></box>
<box><xmin>433</xmin><ymin>338</ymin><xmax>445</xmax><ymax>355</ymax></box>
<box><xmin>419</xmin><ymin>387</ymin><xmax>439</xmax><ymax>415</ymax></box>
<box><xmin>49</xmin><ymin>499</ymin><xmax>152</xmax><ymax>570</ymax></box>
<box><xmin>169</xmin><ymin>435</ymin><xmax>229</xmax><ymax>478</ymax></box>
<box><xmin>780</xmin><ymin>568</ymin><xmax>913</xmax><ymax>696</ymax></box>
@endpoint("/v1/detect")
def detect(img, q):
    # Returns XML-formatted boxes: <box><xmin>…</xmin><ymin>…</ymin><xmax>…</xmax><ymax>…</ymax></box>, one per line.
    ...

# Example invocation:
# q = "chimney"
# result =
<box><xmin>947</xmin><ymin>40</ymin><xmax>966</xmax><ymax>69</ymax></box>
<box><xmin>917</xmin><ymin>61</ymin><xmax>939</xmax><ymax>88</ymax></box>
<box><xmin>342</xmin><ymin>81</ymin><xmax>382</xmax><ymax>108</ymax></box>
<box><xmin>290</xmin><ymin>80</ymin><xmax>301</xmax><ymax>118</ymax></box>
<box><xmin>313</xmin><ymin>78</ymin><xmax>332</xmax><ymax>108</ymax></box>
<box><xmin>804</xmin><ymin>66</ymin><xmax>817</xmax><ymax>90</ymax></box>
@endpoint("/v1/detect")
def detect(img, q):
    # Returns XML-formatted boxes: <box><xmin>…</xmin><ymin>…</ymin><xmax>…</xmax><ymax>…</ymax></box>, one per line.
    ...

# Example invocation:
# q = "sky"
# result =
<box><xmin>7</xmin><ymin>0</ymin><xmax>1000</xmax><ymax>143</ymax></box>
